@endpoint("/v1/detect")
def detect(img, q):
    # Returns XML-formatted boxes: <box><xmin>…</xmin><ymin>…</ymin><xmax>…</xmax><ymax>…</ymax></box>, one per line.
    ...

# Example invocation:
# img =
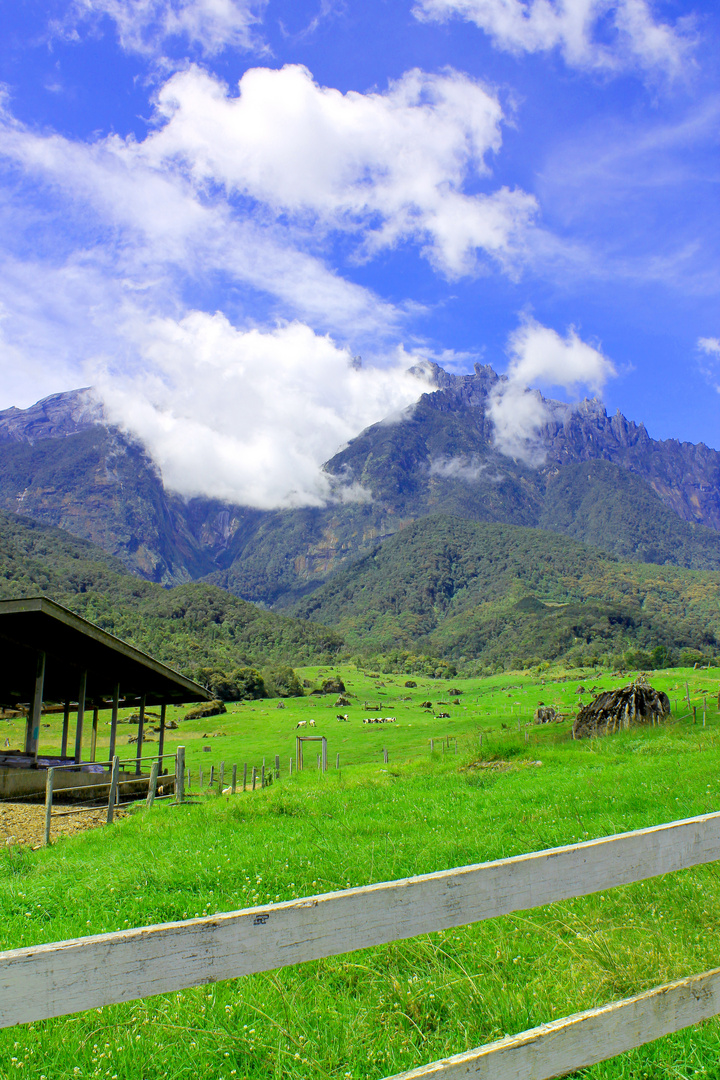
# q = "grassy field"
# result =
<box><xmin>2</xmin><ymin>667</ymin><xmax>720</xmax><ymax>1079</ymax></box>
<box><xmin>12</xmin><ymin>663</ymin><xmax>720</xmax><ymax>784</ymax></box>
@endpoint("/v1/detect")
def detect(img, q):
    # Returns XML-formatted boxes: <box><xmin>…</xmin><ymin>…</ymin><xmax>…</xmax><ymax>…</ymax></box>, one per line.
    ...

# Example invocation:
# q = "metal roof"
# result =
<box><xmin>0</xmin><ymin>596</ymin><xmax>210</xmax><ymax>706</ymax></box>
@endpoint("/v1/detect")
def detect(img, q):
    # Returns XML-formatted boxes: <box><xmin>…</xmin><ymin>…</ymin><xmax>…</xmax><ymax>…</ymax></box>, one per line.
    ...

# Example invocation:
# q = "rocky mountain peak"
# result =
<box><xmin>0</xmin><ymin>388</ymin><xmax>104</xmax><ymax>444</ymax></box>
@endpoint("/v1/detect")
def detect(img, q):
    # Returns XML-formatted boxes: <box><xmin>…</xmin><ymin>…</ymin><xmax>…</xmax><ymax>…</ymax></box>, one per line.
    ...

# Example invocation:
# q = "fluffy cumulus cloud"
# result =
<box><xmin>142</xmin><ymin>64</ymin><xmax>536</xmax><ymax>277</ymax></box>
<box><xmin>413</xmin><ymin>0</ymin><xmax>692</xmax><ymax>77</ymax></box>
<box><xmin>96</xmin><ymin>313</ymin><xmax>432</xmax><ymax>507</ymax></box>
<box><xmin>489</xmin><ymin>317</ymin><xmax>616</xmax><ymax>463</ymax></box>
<box><xmin>58</xmin><ymin>0</ymin><xmax>266</xmax><ymax>56</ymax></box>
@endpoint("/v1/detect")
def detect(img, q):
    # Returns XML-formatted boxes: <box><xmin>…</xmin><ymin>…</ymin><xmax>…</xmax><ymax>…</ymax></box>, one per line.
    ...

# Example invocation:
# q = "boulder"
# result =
<box><xmin>335</xmin><ymin>694</ymin><xmax>351</xmax><ymax>707</ymax></box>
<box><xmin>573</xmin><ymin>678</ymin><xmax>670</xmax><ymax>740</ymax></box>
<box><xmin>534</xmin><ymin>706</ymin><xmax>558</xmax><ymax>724</ymax></box>
<box><xmin>404</xmin><ymin>680</ymin><xmax>417</xmax><ymax>688</ymax></box>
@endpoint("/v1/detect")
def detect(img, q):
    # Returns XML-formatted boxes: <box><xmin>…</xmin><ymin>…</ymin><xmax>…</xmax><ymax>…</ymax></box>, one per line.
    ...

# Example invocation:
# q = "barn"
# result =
<box><xmin>0</xmin><ymin>596</ymin><xmax>209</xmax><ymax>799</ymax></box>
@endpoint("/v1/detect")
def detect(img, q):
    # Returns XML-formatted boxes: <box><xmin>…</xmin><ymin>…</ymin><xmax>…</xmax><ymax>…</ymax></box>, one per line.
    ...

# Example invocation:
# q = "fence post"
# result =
<box><xmin>275</xmin><ymin>754</ymin><xmax>280</xmax><ymax>779</ymax></box>
<box><xmin>336</xmin><ymin>752</ymin><xmax>340</xmax><ymax>769</ymax></box>
<box><xmin>231</xmin><ymin>764</ymin><xmax>237</xmax><ymax>794</ymax></box>
<box><xmin>383</xmin><ymin>747</ymin><xmax>389</xmax><ymax>764</ymax></box>
<box><xmin>146</xmin><ymin>761</ymin><xmax>159</xmax><ymax>808</ymax></box>
<box><xmin>322</xmin><ymin>738</ymin><xmax>327</xmax><ymax>773</ymax></box>
<box><xmin>199</xmin><ymin>766</ymin><xmax>203</xmax><ymax>788</ymax></box>
<box><xmin>252</xmin><ymin>767</ymin><xmax>257</xmax><ymax>791</ymax></box>
<box><xmin>107</xmin><ymin>755</ymin><xmax>120</xmax><ymax>821</ymax></box>
<box><xmin>219</xmin><ymin>762</ymin><xmax>225</xmax><ymax>788</ymax></box>
<box><xmin>210</xmin><ymin>765</ymin><xmax>215</xmax><ymax>785</ymax></box>
<box><xmin>261</xmin><ymin>764</ymin><xmax>265</xmax><ymax>788</ymax></box>
<box><xmin>430</xmin><ymin>738</ymin><xmax>434</xmax><ymax>752</ymax></box>
<box><xmin>43</xmin><ymin>768</ymin><xmax>54</xmax><ymax>847</ymax></box>
<box><xmin>175</xmin><ymin>746</ymin><xmax>185</xmax><ymax>805</ymax></box>
<box><xmin>243</xmin><ymin>762</ymin><xmax>247</xmax><ymax>791</ymax></box>
<box><xmin>693</xmin><ymin>707</ymin><xmax>697</xmax><ymax>725</ymax></box>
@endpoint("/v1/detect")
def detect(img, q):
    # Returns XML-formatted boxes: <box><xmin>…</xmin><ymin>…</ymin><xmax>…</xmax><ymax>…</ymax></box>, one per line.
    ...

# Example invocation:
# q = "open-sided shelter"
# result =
<box><xmin>0</xmin><ymin>596</ymin><xmax>209</xmax><ymax>796</ymax></box>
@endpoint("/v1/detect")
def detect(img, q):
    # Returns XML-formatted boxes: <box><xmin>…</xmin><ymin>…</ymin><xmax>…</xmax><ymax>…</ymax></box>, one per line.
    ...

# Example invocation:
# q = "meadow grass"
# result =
<box><xmin>2</xmin><ymin>668</ymin><xmax>720</xmax><ymax>1078</ymax></box>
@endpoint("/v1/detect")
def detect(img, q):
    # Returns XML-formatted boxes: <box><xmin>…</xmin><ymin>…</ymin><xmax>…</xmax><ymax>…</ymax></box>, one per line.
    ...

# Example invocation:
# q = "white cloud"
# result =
<box><xmin>58</xmin><ymin>0</ymin><xmax>266</xmax><ymax>57</ymax></box>
<box><xmin>142</xmin><ymin>64</ymin><xmax>536</xmax><ymax>277</ymax></box>
<box><xmin>413</xmin><ymin>0</ymin><xmax>692</xmax><ymax>78</ymax></box>
<box><xmin>698</xmin><ymin>336</ymin><xmax>720</xmax><ymax>393</ymax></box>
<box><xmin>429</xmin><ymin>454</ymin><xmax>489</xmax><ymax>481</ymax></box>
<box><xmin>698</xmin><ymin>336</ymin><xmax>720</xmax><ymax>357</ymax></box>
<box><xmin>489</xmin><ymin>317</ymin><xmax>616</xmax><ymax>463</ymax></box>
<box><xmin>94</xmin><ymin>314</ymin><xmax>432</xmax><ymax>507</ymax></box>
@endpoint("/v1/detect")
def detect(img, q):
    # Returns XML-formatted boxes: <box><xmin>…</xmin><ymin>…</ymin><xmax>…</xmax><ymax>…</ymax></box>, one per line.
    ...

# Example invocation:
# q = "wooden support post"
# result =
<box><xmin>693</xmin><ymin>706</ymin><xmax>697</xmax><ymax>725</ymax></box>
<box><xmin>479</xmin><ymin>732</ymin><xmax>483</xmax><ymax>749</ymax></box>
<box><xmin>275</xmin><ymin>754</ymin><xmax>280</xmax><ymax>779</ymax></box>
<box><xmin>231</xmin><ymin>764</ymin><xmax>237</xmax><ymax>794</ymax></box>
<box><xmin>108</xmin><ymin>684</ymin><xmax>120</xmax><ymax>764</ymax></box>
<box><xmin>289</xmin><ymin>758</ymin><xmax>293</xmax><ymax>776</ymax></box>
<box><xmin>317</xmin><ymin>754</ymin><xmax>321</xmax><ymax>770</ymax></box>
<box><xmin>219</xmin><ymin>762</ymin><xmax>225</xmax><ymax>788</ymax></box>
<box><xmin>243</xmin><ymin>763</ymin><xmax>247</xmax><ymax>791</ymax></box>
<box><xmin>686</xmin><ymin>682</ymin><xmax>691</xmax><ymax>709</ymax></box>
<box><xmin>107</xmin><ymin>756</ymin><xmax>120</xmax><ymax>822</ymax></box>
<box><xmin>43</xmin><ymin>768</ymin><xmax>54</xmax><ymax>847</ymax></box>
<box><xmin>210</xmin><ymin>765</ymin><xmax>215</xmax><ymax>785</ymax></box>
<box><xmin>252</xmin><ymin>767</ymin><xmax>257</xmax><ymax>791</ymax></box>
<box><xmin>322</xmin><ymin>738</ymin><xmax>327</xmax><ymax>773</ymax></box>
<box><xmin>175</xmin><ymin>746</ymin><xmax>185</xmax><ymax>804</ymax></box>
<box><xmin>157</xmin><ymin>702</ymin><xmax>166</xmax><ymax>772</ymax></box>
<box><xmin>61</xmin><ymin>700</ymin><xmax>70</xmax><ymax>759</ymax></box>
<box><xmin>296</xmin><ymin>736</ymin><xmax>303</xmax><ymax>771</ymax></box>
<box><xmin>703</xmin><ymin>697</ymin><xmax>707</xmax><ymax>727</ymax></box>
<box><xmin>90</xmin><ymin>706</ymin><xmax>99</xmax><ymax>763</ymax></box>
<box><xmin>525</xmin><ymin>728</ymin><xmax>529</xmax><ymax>745</ymax></box>
<box><xmin>336</xmin><ymin>752</ymin><xmax>340</xmax><ymax>769</ymax></box>
<box><xmin>430</xmin><ymin>738</ymin><xmax>434</xmax><ymax>752</ymax></box>
<box><xmin>74</xmin><ymin>670</ymin><xmax>87</xmax><ymax>765</ymax></box>
<box><xmin>261</xmin><ymin>764</ymin><xmax>265</xmax><ymax>788</ymax></box>
<box><xmin>135</xmin><ymin>695</ymin><xmax>146</xmax><ymax>776</ymax></box>
<box><xmin>199</xmin><ymin>766</ymin><xmax>203</xmax><ymax>788</ymax></box>
<box><xmin>383</xmin><ymin>747</ymin><xmax>389</xmax><ymax>764</ymax></box>
<box><xmin>27</xmin><ymin>651</ymin><xmax>46</xmax><ymax>759</ymax></box>
<box><xmin>146</xmin><ymin>761</ymin><xmax>159</xmax><ymax>808</ymax></box>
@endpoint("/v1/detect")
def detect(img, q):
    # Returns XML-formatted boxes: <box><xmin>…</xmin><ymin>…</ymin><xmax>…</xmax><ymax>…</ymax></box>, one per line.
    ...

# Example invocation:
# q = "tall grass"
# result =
<box><xmin>2</xmin><ymin>669</ymin><xmax>720</xmax><ymax>1078</ymax></box>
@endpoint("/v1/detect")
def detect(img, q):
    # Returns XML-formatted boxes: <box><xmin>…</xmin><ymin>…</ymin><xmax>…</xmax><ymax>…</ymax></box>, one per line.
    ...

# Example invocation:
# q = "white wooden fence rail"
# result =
<box><xmin>2</xmin><ymin>809</ymin><xmax>720</xmax><ymax>1077</ymax></box>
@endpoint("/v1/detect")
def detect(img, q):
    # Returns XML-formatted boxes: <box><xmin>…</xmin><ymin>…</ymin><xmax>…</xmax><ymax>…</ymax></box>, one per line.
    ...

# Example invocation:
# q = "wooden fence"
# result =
<box><xmin>2</xmin><ymin>809</ymin><xmax>720</xmax><ymax>1076</ymax></box>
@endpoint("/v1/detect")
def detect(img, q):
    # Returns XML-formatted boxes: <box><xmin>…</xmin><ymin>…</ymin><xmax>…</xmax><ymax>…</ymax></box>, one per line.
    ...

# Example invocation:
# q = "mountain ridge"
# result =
<box><xmin>1</xmin><ymin>366</ymin><xmax>719</xmax><ymax>604</ymax></box>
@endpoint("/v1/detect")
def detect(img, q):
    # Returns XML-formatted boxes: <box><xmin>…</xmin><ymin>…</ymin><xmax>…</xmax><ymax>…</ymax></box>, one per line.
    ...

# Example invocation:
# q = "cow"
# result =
<box><xmin>336</xmin><ymin>713</ymin><xmax>349</xmax><ymax>721</ymax></box>
<box><xmin>309</xmin><ymin>719</ymin><xmax>316</xmax><ymax>727</ymax></box>
<box><xmin>296</xmin><ymin>720</ymin><xmax>307</xmax><ymax>729</ymax></box>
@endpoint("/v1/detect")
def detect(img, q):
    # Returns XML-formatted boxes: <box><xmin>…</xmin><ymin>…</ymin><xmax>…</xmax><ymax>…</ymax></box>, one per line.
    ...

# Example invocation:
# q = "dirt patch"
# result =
<box><xmin>0</xmin><ymin>802</ymin><xmax>127</xmax><ymax>849</ymax></box>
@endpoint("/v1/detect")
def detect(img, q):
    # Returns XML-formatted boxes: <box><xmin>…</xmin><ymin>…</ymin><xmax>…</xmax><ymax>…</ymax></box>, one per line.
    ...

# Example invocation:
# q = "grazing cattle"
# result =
<box><xmin>296</xmin><ymin>720</ymin><xmax>307</xmax><ymax>729</ymax></box>
<box><xmin>309</xmin><ymin>719</ymin><xmax>316</xmax><ymax>727</ymax></box>
<box><xmin>336</xmin><ymin>713</ymin><xmax>349</xmax><ymax>721</ymax></box>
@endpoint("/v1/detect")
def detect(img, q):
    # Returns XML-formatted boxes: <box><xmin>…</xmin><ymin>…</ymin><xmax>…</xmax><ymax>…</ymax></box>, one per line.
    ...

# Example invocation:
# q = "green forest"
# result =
<box><xmin>2</xmin><ymin>509</ymin><xmax>719</xmax><ymax>684</ymax></box>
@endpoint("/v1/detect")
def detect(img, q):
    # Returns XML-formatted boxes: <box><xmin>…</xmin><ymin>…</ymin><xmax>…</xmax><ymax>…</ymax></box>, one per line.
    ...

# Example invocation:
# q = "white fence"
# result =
<box><xmin>2</xmin><ymin>809</ymin><xmax>720</xmax><ymax>1078</ymax></box>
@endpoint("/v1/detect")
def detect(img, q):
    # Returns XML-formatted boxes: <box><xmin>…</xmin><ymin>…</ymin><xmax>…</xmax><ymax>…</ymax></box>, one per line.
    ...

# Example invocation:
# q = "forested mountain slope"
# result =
<box><xmin>0</xmin><ymin>511</ymin><xmax>343</xmax><ymax>680</ymax></box>
<box><xmin>290</xmin><ymin>516</ymin><xmax>720</xmax><ymax>670</ymax></box>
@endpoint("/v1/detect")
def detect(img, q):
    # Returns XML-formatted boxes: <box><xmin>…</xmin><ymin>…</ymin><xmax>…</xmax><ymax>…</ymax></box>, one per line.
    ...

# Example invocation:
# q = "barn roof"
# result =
<box><xmin>0</xmin><ymin>596</ymin><xmax>209</xmax><ymax>707</ymax></box>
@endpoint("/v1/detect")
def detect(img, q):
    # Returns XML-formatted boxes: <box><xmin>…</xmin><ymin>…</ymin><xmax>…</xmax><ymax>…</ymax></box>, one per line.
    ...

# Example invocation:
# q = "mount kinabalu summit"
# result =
<box><xmin>1</xmin><ymin>366</ymin><xmax>719</xmax><ymax>604</ymax></box>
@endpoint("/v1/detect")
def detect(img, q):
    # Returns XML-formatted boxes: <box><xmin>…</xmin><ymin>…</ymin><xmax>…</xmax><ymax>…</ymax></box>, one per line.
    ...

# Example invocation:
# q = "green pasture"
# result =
<box><xmin>2</xmin><ymin>668</ymin><xmax>720</xmax><ymax>1078</ymax></box>
<box><xmin>13</xmin><ymin>664</ymin><xmax>720</xmax><ymax>784</ymax></box>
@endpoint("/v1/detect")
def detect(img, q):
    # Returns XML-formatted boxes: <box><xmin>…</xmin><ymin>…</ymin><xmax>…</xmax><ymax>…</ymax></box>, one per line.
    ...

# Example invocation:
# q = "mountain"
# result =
<box><xmin>0</xmin><ymin>509</ymin><xmax>343</xmax><ymax>678</ymax></box>
<box><xmin>1</xmin><ymin>368</ymin><xmax>719</xmax><ymax>605</ymax></box>
<box><xmin>288</xmin><ymin>516</ymin><xmax>720</xmax><ymax>670</ymax></box>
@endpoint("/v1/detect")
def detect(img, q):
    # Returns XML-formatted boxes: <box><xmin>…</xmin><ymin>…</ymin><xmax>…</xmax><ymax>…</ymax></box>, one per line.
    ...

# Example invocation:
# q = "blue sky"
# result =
<box><xmin>0</xmin><ymin>0</ymin><xmax>718</xmax><ymax>507</ymax></box>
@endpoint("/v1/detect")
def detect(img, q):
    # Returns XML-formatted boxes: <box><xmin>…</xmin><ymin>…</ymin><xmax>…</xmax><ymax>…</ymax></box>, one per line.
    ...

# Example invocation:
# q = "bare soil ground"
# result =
<box><xmin>0</xmin><ymin>802</ymin><xmax>126</xmax><ymax>848</ymax></box>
